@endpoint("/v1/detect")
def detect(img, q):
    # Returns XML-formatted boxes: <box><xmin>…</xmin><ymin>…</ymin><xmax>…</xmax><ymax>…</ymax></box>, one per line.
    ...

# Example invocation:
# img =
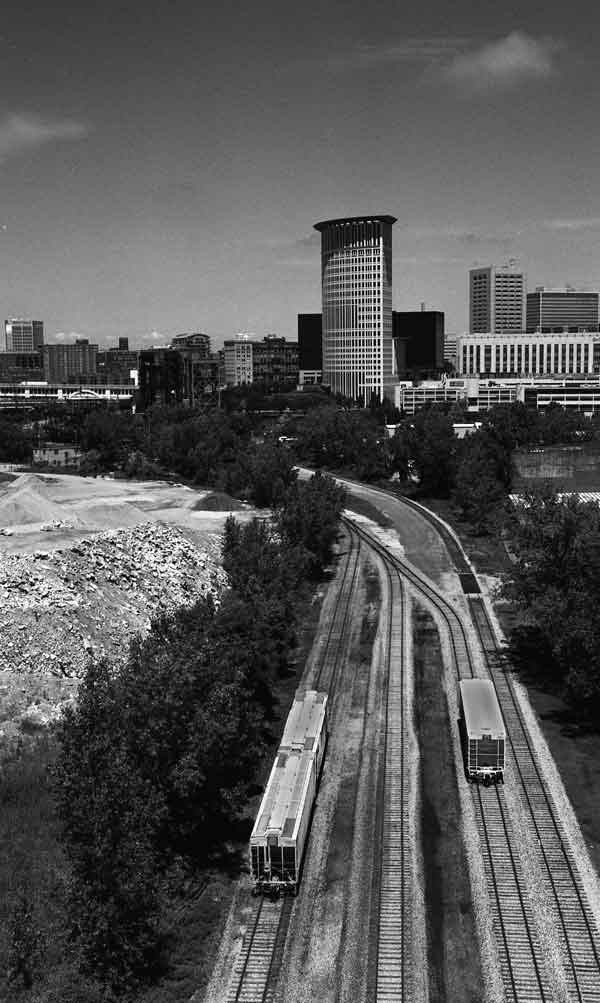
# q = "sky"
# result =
<box><xmin>0</xmin><ymin>0</ymin><xmax>598</xmax><ymax>348</ymax></box>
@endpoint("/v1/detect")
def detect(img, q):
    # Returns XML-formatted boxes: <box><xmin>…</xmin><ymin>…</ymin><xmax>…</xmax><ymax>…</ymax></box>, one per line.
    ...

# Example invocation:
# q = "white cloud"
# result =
<box><xmin>407</xmin><ymin>222</ymin><xmax>518</xmax><ymax>247</ymax></box>
<box><xmin>51</xmin><ymin>331</ymin><xmax>88</xmax><ymax>344</ymax></box>
<box><xmin>544</xmin><ymin>217</ymin><xmax>600</xmax><ymax>231</ymax></box>
<box><xmin>443</xmin><ymin>32</ymin><xmax>562</xmax><ymax>92</ymax></box>
<box><xmin>326</xmin><ymin>37</ymin><xmax>467</xmax><ymax>71</ymax></box>
<box><xmin>0</xmin><ymin>113</ymin><xmax>88</xmax><ymax>163</ymax></box>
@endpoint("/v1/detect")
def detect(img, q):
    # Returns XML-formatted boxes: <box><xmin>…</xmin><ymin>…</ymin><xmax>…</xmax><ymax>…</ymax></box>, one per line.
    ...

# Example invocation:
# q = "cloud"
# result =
<box><xmin>0</xmin><ymin>113</ymin><xmax>88</xmax><ymax>163</ymax></box>
<box><xmin>326</xmin><ymin>37</ymin><xmax>467</xmax><ymax>71</ymax></box>
<box><xmin>51</xmin><ymin>331</ymin><xmax>88</xmax><ymax>344</ymax></box>
<box><xmin>442</xmin><ymin>32</ymin><xmax>562</xmax><ymax>92</ymax></box>
<box><xmin>294</xmin><ymin>231</ymin><xmax>321</xmax><ymax>249</ymax></box>
<box><xmin>407</xmin><ymin>223</ymin><xmax>517</xmax><ymax>248</ymax></box>
<box><xmin>544</xmin><ymin>217</ymin><xmax>600</xmax><ymax>231</ymax></box>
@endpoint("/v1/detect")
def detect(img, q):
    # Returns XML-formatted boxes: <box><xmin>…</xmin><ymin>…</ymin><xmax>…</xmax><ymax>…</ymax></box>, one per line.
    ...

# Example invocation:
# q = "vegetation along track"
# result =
<box><xmin>345</xmin><ymin>513</ymin><xmax>554</xmax><ymax>1002</ymax></box>
<box><xmin>227</xmin><ymin>525</ymin><xmax>363</xmax><ymax>1003</ymax></box>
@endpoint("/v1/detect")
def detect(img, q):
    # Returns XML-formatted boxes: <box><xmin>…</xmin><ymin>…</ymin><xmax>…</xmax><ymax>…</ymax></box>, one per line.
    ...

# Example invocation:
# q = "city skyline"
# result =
<box><xmin>0</xmin><ymin>1</ymin><xmax>598</xmax><ymax>346</ymax></box>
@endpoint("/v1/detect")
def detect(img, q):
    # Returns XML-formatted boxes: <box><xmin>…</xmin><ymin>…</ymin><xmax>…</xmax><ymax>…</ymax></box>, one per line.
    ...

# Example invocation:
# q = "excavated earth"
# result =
<box><xmin>0</xmin><ymin>471</ymin><xmax>251</xmax><ymax>756</ymax></box>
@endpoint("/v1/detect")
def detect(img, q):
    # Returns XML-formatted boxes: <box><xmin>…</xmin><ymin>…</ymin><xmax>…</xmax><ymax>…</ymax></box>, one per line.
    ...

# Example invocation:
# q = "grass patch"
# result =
<box><xmin>345</xmin><ymin>492</ymin><xmax>394</xmax><ymax>530</ymax></box>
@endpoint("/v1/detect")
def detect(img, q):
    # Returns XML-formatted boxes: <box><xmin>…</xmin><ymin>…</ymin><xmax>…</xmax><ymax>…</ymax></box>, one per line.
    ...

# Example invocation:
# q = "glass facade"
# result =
<box><xmin>315</xmin><ymin>216</ymin><xmax>396</xmax><ymax>403</ymax></box>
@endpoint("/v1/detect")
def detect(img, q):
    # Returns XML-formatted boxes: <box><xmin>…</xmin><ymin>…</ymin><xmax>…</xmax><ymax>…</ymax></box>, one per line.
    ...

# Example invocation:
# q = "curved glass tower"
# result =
<box><xmin>314</xmin><ymin>214</ymin><xmax>396</xmax><ymax>404</ymax></box>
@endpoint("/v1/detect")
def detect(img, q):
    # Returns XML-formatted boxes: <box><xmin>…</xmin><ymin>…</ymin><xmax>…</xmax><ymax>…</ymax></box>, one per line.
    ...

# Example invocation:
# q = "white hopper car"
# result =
<box><xmin>250</xmin><ymin>689</ymin><xmax>328</xmax><ymax>895</ymax></box>
<box><xmin>459</xmin><ymin>679</ymin><xmax>506</xmax><ymax>785</ymax></box>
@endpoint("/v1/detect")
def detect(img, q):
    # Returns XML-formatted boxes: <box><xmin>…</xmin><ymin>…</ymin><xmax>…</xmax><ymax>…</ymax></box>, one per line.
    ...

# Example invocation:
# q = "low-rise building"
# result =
<box><xmin>223</xmin><ymin>334</ymin><xmax>299</xmax><ymax>387</ymax></box>
<box><xmin>456</xmin><ymin>331</ymin><xmax>600</xmax><ymax>377</ymax></box>
<box><xmin>394</xmin><ymin>375</ymin><xmax>600</xmax><ymax>416</ymax></box>
<box><xmin>33</xmin><ymin>442</ymin><xmax>83</xmax><ymax>468</ymax></box>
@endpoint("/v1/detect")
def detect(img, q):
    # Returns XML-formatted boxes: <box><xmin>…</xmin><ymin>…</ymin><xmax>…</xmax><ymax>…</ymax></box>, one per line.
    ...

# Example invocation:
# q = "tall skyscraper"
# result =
<box><xmin>526</xmin><ymin>289</ymin><xmax>599</xmax><ymax>332</ymax></box>
<box><xmin>4</xmin><ymin>319</ymin><xmax>44</xmax><ymax>351</ymax></box>
<box><xmin>314</xmin><ymin>215</ymin><xmax>396</xmax><ymax>403</ymax></box>
<box><xmin>469</xmin><ymin>265</ymin><xmax>525</xmax><ymax>333</ymax></box>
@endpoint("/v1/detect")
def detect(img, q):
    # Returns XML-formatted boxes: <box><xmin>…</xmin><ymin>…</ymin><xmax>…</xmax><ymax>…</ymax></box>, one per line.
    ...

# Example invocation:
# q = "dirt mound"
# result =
<box><xmin>0</xmin><ymin>523</ymin><xmax>228</xmax><ymax>684</ymax></box>
<box><xmin>69</xmin><ymin>498</ymin><xmax>149</xmax><ymax>531</ymax></box>
<box><xmin>193</xmin><ymin>492</ymin><xmax>246</xmax><ymax>511</ymax></box>
<box><xmin>0</xmin><ymin>483</ymin><xmax>76</xmax><ymax>528</ymax></box>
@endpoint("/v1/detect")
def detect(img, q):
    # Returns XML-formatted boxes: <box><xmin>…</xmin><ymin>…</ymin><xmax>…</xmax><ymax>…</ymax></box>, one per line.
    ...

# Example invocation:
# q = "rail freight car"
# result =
<box><xmin>459</xmin><ymin>679</ymin><xmax>505</xmax><ymax>785</ymax></box>
<box><xmin>250</xmin><ymin>689</ymin><xmax>328</xmax><ymax>896</ymax></box>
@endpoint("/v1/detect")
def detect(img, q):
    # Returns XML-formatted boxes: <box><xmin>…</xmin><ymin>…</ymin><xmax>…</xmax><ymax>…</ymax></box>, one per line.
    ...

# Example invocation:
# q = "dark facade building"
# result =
<box><xmin>298</xmin><ymin>313</ymin><xmax>323</xmax><ymax>370</ymax></box>
<box><xmin>137</xmin><ymin>348</ymin><xmax>183</xmax><ymax>409</ymax></box>
<box><xmin>392</xmin><ymin>310</ymin><xmax>445</xmax><ymax>377</ymax></box>
<box><xmin>4</xmin><ymin>319</ymin><xmax>44</xmax><ymax>352</ymax></box>
<box><xmin>42</xmin><ymin>339</ymin><xmax>98</xmax><ymax>383</ymax></box>
<box><xmin>526</xmin><ymin>289</ymin><xmax>600</xmax><ymax>332</ymax></box>
<box><xmin>96</xmin><ymin>341</ymin><xmax>139</xmax><ymax>385</ymax></box>
<box><xmin>0</xmin><ymin>351</ymin><xmax>44</xmax><ymax>382</ymax></box>
<box><xmin>223</xmin><ymin>335</ymin><xmax>298</xmax><ymax>387</ymax></box>
<box><xmin>252</xmin><ymin>335</ymin><xmax>298</xmax><ymax>386</ymax></box>
<box><xmin>170</xmin><ymin>333</ymin><xmax>215</xmax><ymax>402</ymax></box>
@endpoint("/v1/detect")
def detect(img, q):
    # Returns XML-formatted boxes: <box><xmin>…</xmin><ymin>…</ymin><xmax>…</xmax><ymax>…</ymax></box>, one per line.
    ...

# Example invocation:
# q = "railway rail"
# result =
<box><xmin>347</xmin><ymin>490</ymin><xmax>600</xmax><ymax>1002</ymax></box>
<box><xmin>471</xmin><ymin>596</ymin><xmax>600</xmax><ymax>1003</ymax></box>
<box><xmin>226</xmin><ymin>524</ymin><xmax>364</xmax><ymax>1003</ymax></box>
<box><xmin>368</xmin><ymin>557</ymin><xmax>411</xmax><ymax>1002</ymax></box>
<box><xmin>394</xmin><ymin>492</ymin><xmax>600</xmax><ymax>1001</ymax></box>
<box><xmin>346</xmin><ymin>515</ymin><xmax>547</xmax><ymax>1001</ymax></box>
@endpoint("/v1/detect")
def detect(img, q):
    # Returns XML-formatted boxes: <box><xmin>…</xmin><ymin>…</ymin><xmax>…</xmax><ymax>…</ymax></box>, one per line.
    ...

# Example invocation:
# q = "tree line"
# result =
<box><xmin>1</xmin><ymin>470</ymin><xmax>345</xmax><ymax>999</ymax></box>
<box><xmin>291</xmin><ymin>400</ymin><xmax>593</xmax><ymax>529</ymax></box>
<box><xmin>504</xmin><ymin>488</ymin><xmax>600</xmax><ymax>719</ymax></box>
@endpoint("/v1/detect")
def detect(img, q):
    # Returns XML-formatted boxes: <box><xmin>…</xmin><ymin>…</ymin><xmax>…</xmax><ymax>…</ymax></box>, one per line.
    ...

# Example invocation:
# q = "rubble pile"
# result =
<box><xmin>0</xmin><ymin>523</ymin><xmax>228</xmax><ymax>680</ymax></box>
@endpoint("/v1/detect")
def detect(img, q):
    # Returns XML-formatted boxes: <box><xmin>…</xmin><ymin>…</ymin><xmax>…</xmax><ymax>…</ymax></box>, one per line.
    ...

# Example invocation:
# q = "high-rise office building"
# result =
<box><xmin>526</xmin><ymin>289</ymin><xmax>600</xmax><ymax>332</ymax></box>
<box><xmin>469</xmin><ymin>265</ymin><xmax>525</xmax><ymax>333</ymax></box>
<box><xmin>4</xmin><ymin>319</ymin><xmax>44</xmax><ymax>352</ymax></box>
<box><xmin>314</xmin><ymin>215</ymin><xmax>396</xmax><ymax>403</ymax></box>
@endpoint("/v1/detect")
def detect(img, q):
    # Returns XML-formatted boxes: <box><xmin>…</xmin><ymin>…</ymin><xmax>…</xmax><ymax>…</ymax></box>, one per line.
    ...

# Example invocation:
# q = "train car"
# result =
<box><xmin>459</xmin><ymin>679</ymin><xmax>505</xmax><ymax>785</ymax></box>
<box><xmin>250</xmin><ymin>689</ymin><xmax>328</xmax><ymax>895</ymax></box>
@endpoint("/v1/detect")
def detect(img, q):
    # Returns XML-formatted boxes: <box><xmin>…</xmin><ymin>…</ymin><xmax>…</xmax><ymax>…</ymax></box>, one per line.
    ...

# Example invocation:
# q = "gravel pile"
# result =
<box><xmin>0</xmin><ymin>523</ymin><xmax>228</xmax><ymax>680</ymax></box>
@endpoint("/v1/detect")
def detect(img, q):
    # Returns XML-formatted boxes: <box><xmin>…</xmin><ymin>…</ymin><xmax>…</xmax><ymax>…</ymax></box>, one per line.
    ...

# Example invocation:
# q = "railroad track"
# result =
<box><xmin>372</xmin><ymin>563</ymin><xmax>412</xmax><ymax>1002</ymax></box>
<box><xmin>227</xmin><ymin>898</ymin><xmax>291</xmax><ymax>1003</ymax></box>
<box><xmin>345</xmin><ymin>514</ymin><xmax>553</xmax><ymax>1002</ymax></box>
<box><xmin>474</xmin><ymin>784</ymin><xmax>550</xmax><ymax>1002</ymax></box>
<box><xmin>471</xmin><ymin>596</ymin><xmax>600</xmax><ymax>1003</ymax></box>
<box><xmin>227</xmin><ymin>524</ymin><xmax>363</xmax><ymax>1003</ymax></box>
<box><xmin>349</xmin><ymin>492</ymin><xmax>600</xmax><ymax>1001</ymax></box>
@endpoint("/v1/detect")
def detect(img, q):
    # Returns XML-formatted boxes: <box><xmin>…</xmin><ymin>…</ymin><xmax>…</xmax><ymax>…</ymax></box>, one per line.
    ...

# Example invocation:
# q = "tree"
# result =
<box><xmin>277</xmin><ymin>473</ymin><xmax>346</xmax><ymax>576</ymax></box>
<box><xmin>54</xmin><ymin>658</ymin><xmax>164</xmax><ymax>990</ymax></box>
<box><xmin>408</xmin><ymin>406</ymin><xmax>456</xmax><ymax>497</ymax></box>
<box><xmin>452</xmin><ymin>429</ymin><xmax>510</xmax><ymax>532</ymax></box>
<box><xmin>245</xmin><ymin>443</ymin><xmax>298</xmax><ymax>507</ymax></box>
<box><xmin>505</xmin><ymin>488</ymin><xmax>600</xmax><ymax>717</ymax></box>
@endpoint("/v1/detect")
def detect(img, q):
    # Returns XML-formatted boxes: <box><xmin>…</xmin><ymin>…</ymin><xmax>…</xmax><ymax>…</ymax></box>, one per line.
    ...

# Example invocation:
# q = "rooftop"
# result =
<box><xmin>314</xmin><ymin>214</ymin><xmax>397</xmax><ymax>231</ymax></box>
